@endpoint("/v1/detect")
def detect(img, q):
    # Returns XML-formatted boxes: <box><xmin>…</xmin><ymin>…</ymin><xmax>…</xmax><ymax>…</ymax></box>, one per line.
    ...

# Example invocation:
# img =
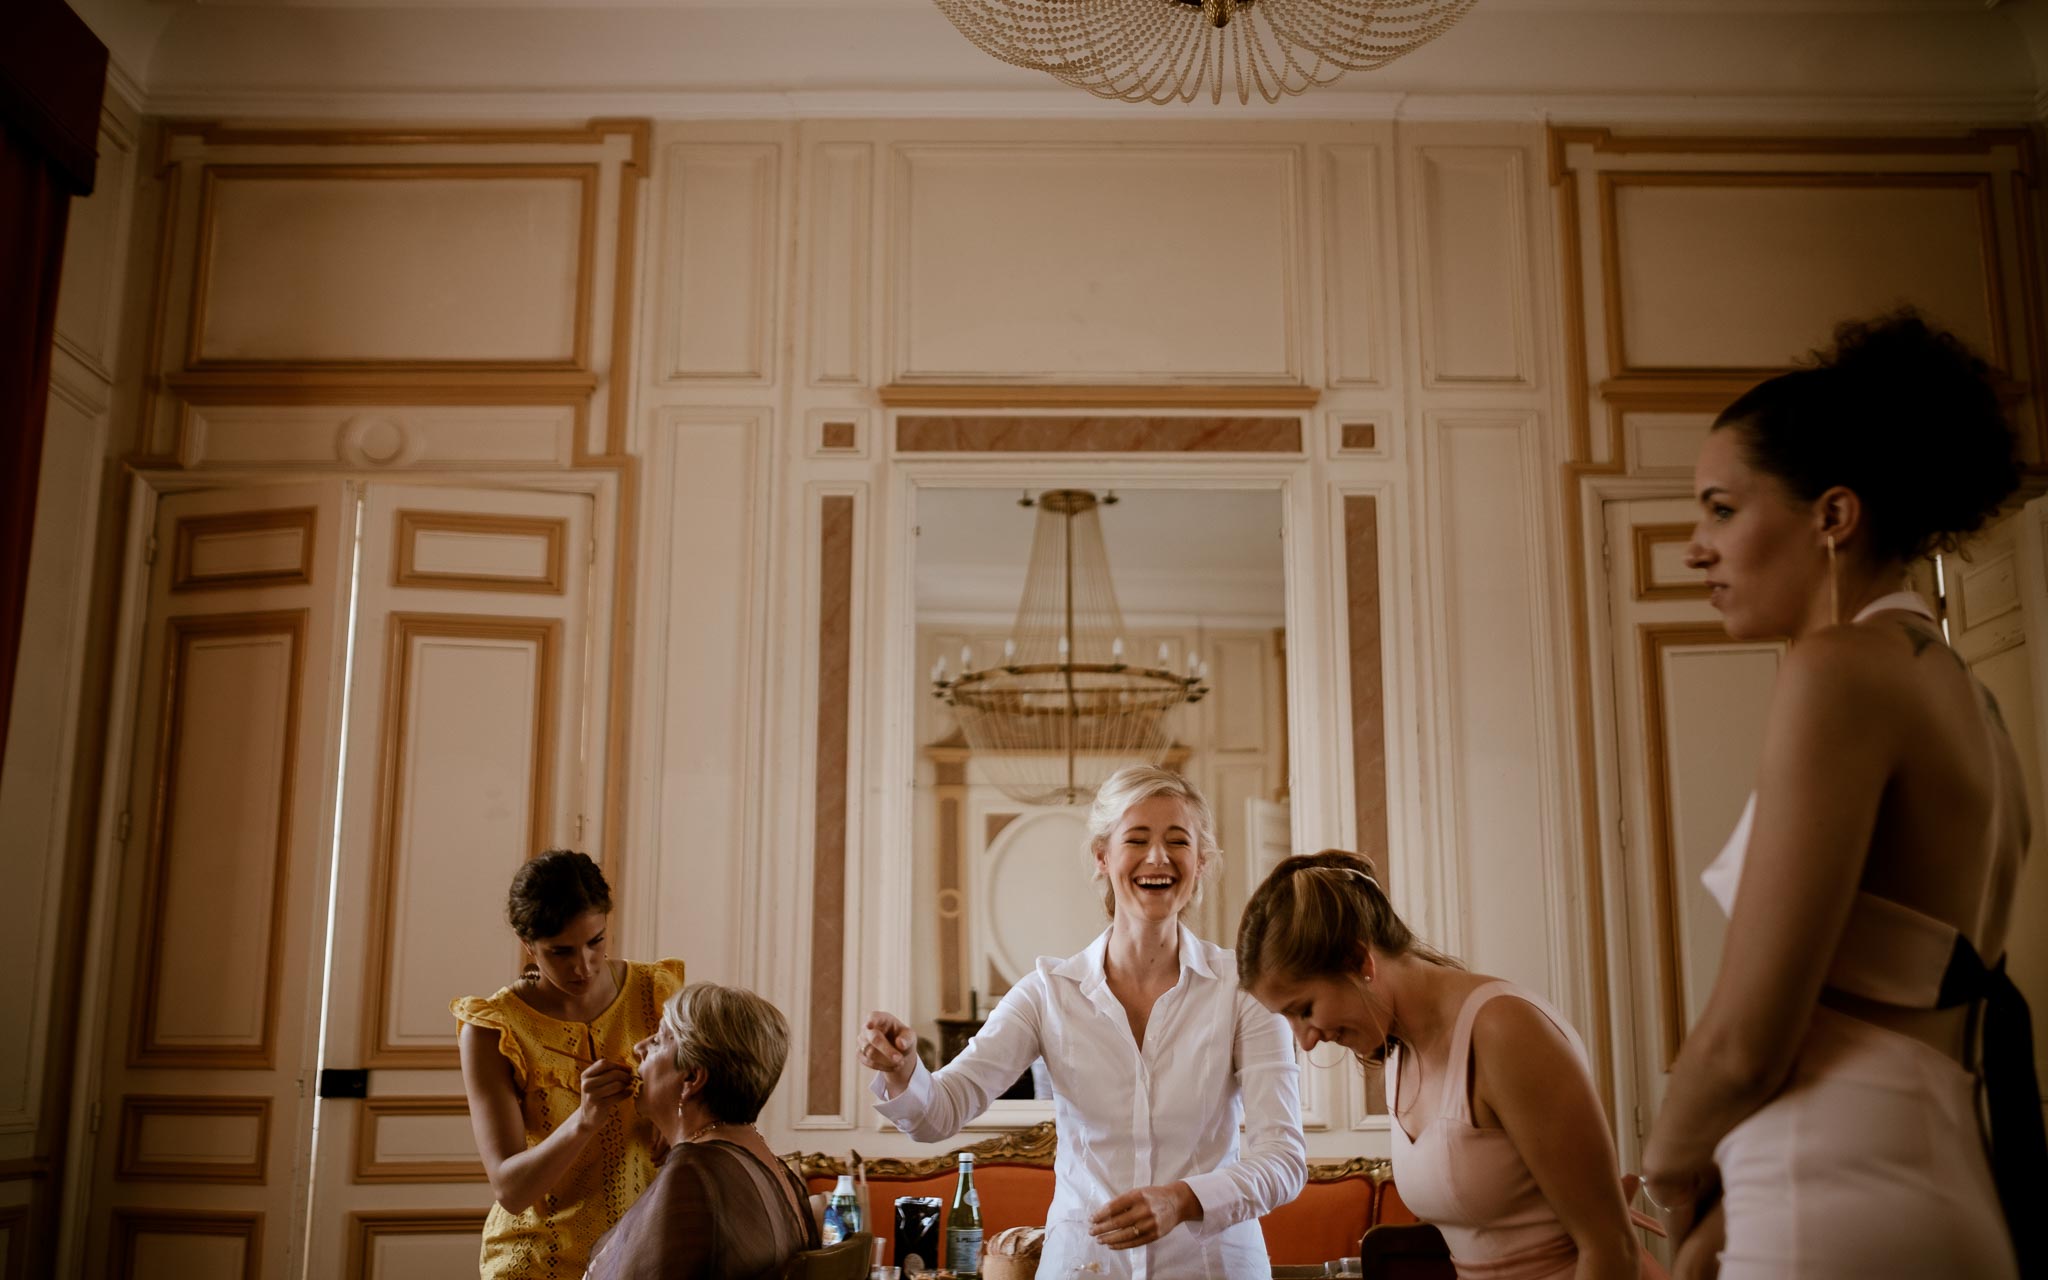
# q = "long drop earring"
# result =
<box><xmin>1826</xmin><ymin>533</ymin><xmax>1840</xmax><ymax>627</ymax></box>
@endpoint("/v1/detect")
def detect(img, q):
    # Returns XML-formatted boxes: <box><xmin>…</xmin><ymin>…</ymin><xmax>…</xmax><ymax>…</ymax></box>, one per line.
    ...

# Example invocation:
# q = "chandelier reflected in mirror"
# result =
<box><xmin>932</xmin><ymin>490</ymin><xmax>1209</xmax><ymax>806</ymax></box>
<box><xmin>932</xmin><ymin>0</ymin><xmax>1479</xmax><ymax>105</ymax></box>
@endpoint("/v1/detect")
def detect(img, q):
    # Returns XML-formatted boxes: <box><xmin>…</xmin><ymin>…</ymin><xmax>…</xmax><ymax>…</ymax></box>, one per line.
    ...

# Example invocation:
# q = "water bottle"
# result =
<box><xmin>823</xmin><ymin>1173</ymin><xmax>861</xmax><ymax>1243</ymax></box>
<box><xmin>947</xmin><ymin>1152</ymin><xmax>983</xmax><ymax>1277</ymax></box>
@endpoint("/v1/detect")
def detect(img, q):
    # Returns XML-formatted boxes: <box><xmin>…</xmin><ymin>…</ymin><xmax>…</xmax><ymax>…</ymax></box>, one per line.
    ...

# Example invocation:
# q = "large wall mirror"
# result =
<box><xmin>907</xmin><ymin>485</ymin><xmax>1293</xmax><ymax>1106</ymax></box>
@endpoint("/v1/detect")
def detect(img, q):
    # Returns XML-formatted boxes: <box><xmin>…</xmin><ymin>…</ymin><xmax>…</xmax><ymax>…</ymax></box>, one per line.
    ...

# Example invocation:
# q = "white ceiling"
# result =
<box><xmin>71</xmin><ymin>0</ymin><xmax>2048</xmax><ymax>122</ymax></box>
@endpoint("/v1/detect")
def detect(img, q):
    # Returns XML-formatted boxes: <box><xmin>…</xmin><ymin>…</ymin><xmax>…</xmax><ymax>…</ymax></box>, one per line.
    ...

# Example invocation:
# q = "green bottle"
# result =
<box><xmin>947</xmin><ymin>1151</ymin><xmax>983</xmax><ymax>1278</ymax></box>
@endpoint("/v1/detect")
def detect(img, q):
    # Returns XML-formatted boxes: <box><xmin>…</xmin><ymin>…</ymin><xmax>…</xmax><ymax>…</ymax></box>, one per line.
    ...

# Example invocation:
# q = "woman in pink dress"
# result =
<box><xmin>1238</xmin><ymin>849</ymin><xmax>1644</xmax><ymax>1280</ymax></box>
<box><xmin>1642</xmin><ymin>310</ymin><xmax>2041</xmax><ymax>1279</ymax></box>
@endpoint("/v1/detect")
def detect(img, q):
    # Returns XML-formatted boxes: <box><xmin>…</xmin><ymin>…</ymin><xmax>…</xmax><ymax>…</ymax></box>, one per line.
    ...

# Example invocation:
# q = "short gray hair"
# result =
<box><xmin>660</xmin><ymin>983</ymin><xmax>791</xmax><ymax>1124</ymax></box>
<box><xmin>1085</xmin><ymin>765</ymin><xmax>1220</xmax><ymax>919</ymax></box>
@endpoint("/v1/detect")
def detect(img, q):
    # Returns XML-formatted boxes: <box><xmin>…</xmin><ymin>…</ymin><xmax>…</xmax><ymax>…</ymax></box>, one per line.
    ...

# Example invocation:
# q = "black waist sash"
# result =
<box><xmin>1938</xmin><ymin>942</ymin><xmax>2045</xmax><ymax>1277</ymax></box>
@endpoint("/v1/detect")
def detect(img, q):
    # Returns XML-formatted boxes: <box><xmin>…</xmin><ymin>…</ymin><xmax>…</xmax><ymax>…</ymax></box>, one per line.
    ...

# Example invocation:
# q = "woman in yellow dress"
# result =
<box><xmin>453</xmin><ymin>850</ymin><xmax>687</xmax><ymax>1279</ymax></box>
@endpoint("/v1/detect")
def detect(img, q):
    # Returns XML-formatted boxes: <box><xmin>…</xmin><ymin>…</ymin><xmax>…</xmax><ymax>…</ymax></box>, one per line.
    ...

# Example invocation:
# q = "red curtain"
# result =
<box><xmin>0</xmin><ymin>0</ymin><xmax>106</xmax><ymax>779</ymax></box>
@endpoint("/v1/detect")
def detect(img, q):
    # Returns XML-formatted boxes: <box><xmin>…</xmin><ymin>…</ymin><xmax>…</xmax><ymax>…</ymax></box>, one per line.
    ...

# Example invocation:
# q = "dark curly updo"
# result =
<box><xmin>506</xmin><ymin>849</ymin><xmax>612</xmax><ymax>943</ymax></box>
<box><xmin>1713</xmin><ymin>308</ymin><xmax>2019</xmax><ymax>565</ymax></box>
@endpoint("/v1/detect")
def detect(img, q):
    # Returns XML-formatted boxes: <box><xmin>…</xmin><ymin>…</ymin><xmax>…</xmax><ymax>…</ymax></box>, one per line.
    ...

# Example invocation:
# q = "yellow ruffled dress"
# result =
<box><xmin>451</xmin><ymin>957</ymin><xmax>686</xmax><ymax>1279</ymax></box>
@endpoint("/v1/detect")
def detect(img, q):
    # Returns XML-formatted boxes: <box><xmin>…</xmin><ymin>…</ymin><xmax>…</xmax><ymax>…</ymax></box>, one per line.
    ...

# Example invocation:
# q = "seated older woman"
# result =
<box><xmin>584</xmin><ymin>983</ymin><xmax>820</xmax><ymax>1279</ymax></box>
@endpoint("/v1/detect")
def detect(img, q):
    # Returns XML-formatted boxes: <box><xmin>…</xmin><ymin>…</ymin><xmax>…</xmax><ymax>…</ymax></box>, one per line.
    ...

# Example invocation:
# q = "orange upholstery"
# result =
<box><xmin>1257</xmin><ymin>1174</ymin><xmax>1376</xmax><ymax>1264</ymax></box>
<box><xmin>1375</xmin><ymin>1178</ymin><xmax>1422</xmax><ymax>1226</ymax></box>
<box><xmin>815</xmin><ymin>1166</ymin><xmax>1375</xmax><ymax>1267</ymax></box>
<box><xmin>800</xmin><ymin>1146</ymin><xmax>1665</xmax><ymax>1270</ymax></box>
<box><xmin>806</xmin><ymin>1166</ymin><xmax>1055</xmax><ymax>1267</ymax></box>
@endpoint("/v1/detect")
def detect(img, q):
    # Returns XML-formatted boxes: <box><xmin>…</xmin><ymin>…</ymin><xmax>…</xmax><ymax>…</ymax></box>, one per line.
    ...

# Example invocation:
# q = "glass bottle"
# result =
<box><xmin>947</xmin><ymin>1152</ymin><xmax>983</xmax><ymax>1277</ymax></box>
<box><xmin>825</xmin><ymin>1172</ymin><xmax>860</xmax><ymax>1243</ymax></box>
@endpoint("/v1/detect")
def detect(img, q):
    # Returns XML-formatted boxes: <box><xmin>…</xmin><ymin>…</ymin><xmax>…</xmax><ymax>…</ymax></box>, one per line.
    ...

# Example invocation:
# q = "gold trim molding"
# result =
<box><xmin>784</xmin><ymin>1121</ymin><xmax>1389</xmax><ymax>1184</ymax></box>
<box><xmin>0</xmin><ymin>1204</ymin><xmax>26</xmax><ymax>1280</ymax></box>
<box><xmin>353</xmin><ymin>1096</ymin><xmax>486</xmax><ymax>1184</ymax></box>
<box><xmin>881</xmin><ymin>384</ymin><xmax>1319</xmax><ymax>410</ymax></box>
<box><xmin>130</xmin><ymin>610</ymin><xmax>307</xmax><ymax>1070</ymax></box>
<box><xmin>344</xmin><ymin>1210</ymin><xmax>489</xmax><ymax>1280</ymax></box>
<box><xmin>362</xmin><ymin>613</ymin><xmax>560</xmax><ymax>1068</ymax></box>
<box><xmin>1637</xmin><ymin>623</ymin><xmax>1771</xmax><ymax>1068</ymax></box>
<box><xmin>185</xmin><ymin>163</ymin><xmax>601</xmax><ymax>374</ymax></box>
<box><xmin>171</xmin><ymin>508</ymin><xmax>316</xmax><ymax>594</ymax></box>
<box><xmin>806</xmin><ymin>494</ymin><xmax>856</xmax><ymax>1117</ymax></box>
<box><xmin>110</xmin><ymin>1209</ymin><xmax>262</xmax><ymax>1280</ymax></box>
<box><xmin>116</xmin><ymin>1095</ymin><xmax>272</xmax><ymax>1184</ymax></box>
<box><xmin>1546</xmin><ymin>124</ymin><xmax>2045</xmax><ymax>1108</ymax></box>
<box><xmin>1632</xmin><ymin>524</ymin><xmax>1709</xmax><ymax>602</ymax></box>
<box><xmin>1595</xmin><ymin>169</ymin><xmax>2011</xmax><ymax>381</ymax></box>
<box><xmin>393</xmin><ymin>510</ymin><xmax>569</xmax><ymax>596</ymax></box>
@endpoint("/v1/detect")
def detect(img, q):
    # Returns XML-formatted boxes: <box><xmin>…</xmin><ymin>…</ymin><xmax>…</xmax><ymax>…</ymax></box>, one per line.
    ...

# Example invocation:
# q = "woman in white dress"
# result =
<box><xmin>1642</xmin><ymin>310</ymin><xmax>2043</xmax><ymax>1279</ymax></box>
<box><xmin>857</xmin><ymin>765</ymin><xmax>1306</xmax><ymax>1279</ymax></box>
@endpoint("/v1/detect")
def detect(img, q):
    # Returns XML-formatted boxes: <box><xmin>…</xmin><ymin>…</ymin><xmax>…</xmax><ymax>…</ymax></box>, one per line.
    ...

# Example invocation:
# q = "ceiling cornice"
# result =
<box><xmin>79</xmin><ymin>0</ymin><xmax>2046</xmax><ymax>124</ymax></box>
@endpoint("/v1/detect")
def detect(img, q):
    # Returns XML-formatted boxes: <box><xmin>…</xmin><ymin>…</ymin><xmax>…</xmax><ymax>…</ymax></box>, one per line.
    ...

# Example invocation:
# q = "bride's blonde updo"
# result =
<box><xmin>1085</xmin><ymin>765</ymin><xmax>1220</xmax><ymax>919</ymax></box>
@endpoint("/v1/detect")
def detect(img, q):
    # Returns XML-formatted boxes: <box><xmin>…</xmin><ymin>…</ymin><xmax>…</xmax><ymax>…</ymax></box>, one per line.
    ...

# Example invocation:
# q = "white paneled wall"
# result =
<box><xmin>630</xmin><ymin>117</ymin><xmax>1582</xmax><ymax>1159</ymax></box>
<box><xmin>1</xmin><ymin>94</ymin><xmax>142</xmax><ymax>1274</ymax></box>
<box><xmin>18</xmin><ymin>110</ymin><xmax>2037</xmax><ymax>1269</ymax></box>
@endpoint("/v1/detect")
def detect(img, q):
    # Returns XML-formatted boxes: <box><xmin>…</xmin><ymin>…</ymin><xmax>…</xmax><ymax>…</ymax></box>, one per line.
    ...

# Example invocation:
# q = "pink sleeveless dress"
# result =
<box><xmin>1700</xmin><ymin>591</ymin><xmax>2024</xmax><ymax>1279</ymax></box>
<box><xmin>1387</xmin><ymin>982</ymin><xmax>1596</xmax><ymax>1280</ymax></box>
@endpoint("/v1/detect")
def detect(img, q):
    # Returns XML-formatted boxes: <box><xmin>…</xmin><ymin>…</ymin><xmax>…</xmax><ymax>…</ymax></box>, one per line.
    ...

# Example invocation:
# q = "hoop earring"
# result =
<box><xmin>1826</xmin><ymin>533</ymin><xmax>1840</xmax><ymax>627</ymax></box>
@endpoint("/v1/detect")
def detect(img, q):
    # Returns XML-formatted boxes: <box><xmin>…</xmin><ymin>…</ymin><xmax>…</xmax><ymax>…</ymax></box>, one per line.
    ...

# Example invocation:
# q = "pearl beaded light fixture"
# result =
<box><xmin>932</xmin><ymin>490</ymin><xmax>1209</xmax><ymax>806</ymax></box>
<box><xmin>931</xmin><ymin>0</ymin><xmax>1479</xmax><ymax>105</ymax></box>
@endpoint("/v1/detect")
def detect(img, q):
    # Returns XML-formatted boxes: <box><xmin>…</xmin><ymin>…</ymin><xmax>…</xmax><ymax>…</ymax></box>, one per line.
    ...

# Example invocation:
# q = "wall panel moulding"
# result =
<box><xmin>142</xmin><ymin>119</ymin><xmax>649</xmax><ymax>461</ymax></box>
<box><xmin>894</xmin><ymin>416</ymin><xmax>1306</xmax><ymax>454</ymax></box>
<box><xmin>1545</xmin><ymin>122</ymin><xmax>2046</xmax><ymax>1117</ymax></box>
<box><xmin>878</xmin><ymin>384</ymin><xmax>1320</xmax><ymax>410</ymax></box>
<box><xmin>1548</xmin><ymin>125</ymin><xmax>2044</xmax><ymax>470</ymax></box>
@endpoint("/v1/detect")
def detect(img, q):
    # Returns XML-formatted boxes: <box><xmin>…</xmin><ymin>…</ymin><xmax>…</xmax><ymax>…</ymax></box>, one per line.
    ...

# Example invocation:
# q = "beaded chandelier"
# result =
<box><xmin>932</xmin><ymin>491</ymin><xmax>1209</xmax><ymax>806</ymax></box>
<box><xmin>932</xmin><ymin>0</ymin><xmax>1479</xmax><ymax>105</ymax></box>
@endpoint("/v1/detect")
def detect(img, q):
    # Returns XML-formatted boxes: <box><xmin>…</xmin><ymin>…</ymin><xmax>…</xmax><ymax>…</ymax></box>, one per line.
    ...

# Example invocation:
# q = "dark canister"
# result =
<box><xmin>894</xmin><ymin>1196</ymin><xmax>944</xmax><ymax>1272</ymax></box>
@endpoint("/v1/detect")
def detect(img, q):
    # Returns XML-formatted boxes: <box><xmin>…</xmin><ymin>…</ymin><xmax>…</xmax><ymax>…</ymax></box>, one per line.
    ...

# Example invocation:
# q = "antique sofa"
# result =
<box><xmin>789</xmin><ymin>1122</ymin><xmax>1418</xmax><ymax>1268</ymax></box>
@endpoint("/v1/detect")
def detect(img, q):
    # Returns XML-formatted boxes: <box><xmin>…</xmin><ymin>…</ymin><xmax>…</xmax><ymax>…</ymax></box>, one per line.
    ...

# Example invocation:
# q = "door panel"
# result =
<box><xmin>86</xmin><ymin>483</ymin><xmax>355</xmax><ymax>1280</ymax></box>
<box><xmin>304</xmin><ymin>484</ymin><xmax>595</xmax><ymax>1280</ymax></box>
<box><xmin>1603</xmin><ymin>497</ymin><xmax>1781</xmax><ymax>1156</ymax></box>
<box><xmin>1952</xmin><ymin>504</ymin><xmax>2048</xmax><ymax>1107</ymax></box>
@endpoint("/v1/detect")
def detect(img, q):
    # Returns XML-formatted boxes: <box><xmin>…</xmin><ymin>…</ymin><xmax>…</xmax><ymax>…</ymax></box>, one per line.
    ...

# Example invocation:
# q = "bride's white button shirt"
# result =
<box><xmin>871</xmin><ymin>924</ymin><xmax>1306</xmax><ymax>1279</ymax></box>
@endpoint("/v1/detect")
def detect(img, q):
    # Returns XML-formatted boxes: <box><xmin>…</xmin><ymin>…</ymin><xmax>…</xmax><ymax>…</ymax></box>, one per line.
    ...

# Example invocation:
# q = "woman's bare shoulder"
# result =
<box><xmin>1468</xmin><ymin>989</ymin><xmax>1579</xmax><ymax>1063</ymax></box>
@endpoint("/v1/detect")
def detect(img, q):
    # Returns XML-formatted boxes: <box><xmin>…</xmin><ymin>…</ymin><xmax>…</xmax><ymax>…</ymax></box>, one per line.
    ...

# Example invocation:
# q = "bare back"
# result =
<box><xmin>1825</xmin><ymin>606</ymin><xmax>2030</xmax><ymax>1056</ymax></box>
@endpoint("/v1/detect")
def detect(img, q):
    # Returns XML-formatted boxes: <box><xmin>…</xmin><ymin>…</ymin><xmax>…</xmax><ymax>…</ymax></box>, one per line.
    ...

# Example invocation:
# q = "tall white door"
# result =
<box><xmin>302</xmin><ymin>483</ymin><xmax>596</xmax><ymax>1280</ymax></box>
<box><xmin>84</xmin><ymin>482</ymin><xmax>355</xmax><ymax>1280</ymax></box>
<box><xmin>1601</xmin><ymin>496</ymin><xmax>1782</xmax><ymax>1165</ymax></box>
